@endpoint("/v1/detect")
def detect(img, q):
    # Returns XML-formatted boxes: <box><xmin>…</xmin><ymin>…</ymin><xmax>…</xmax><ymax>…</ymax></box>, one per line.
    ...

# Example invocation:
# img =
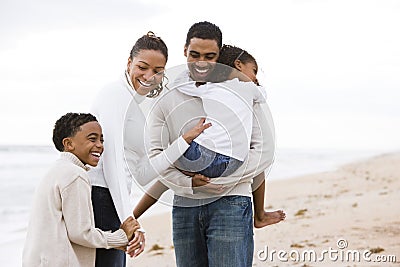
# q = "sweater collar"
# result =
<box><xmin>123</xmin><ymin>71</ymin><xmax>146</xmax><ymax>104</ymax></box>
<box><xmin>60</xmin><ymin>152</ymin><xmax>90</xmax><ymax>171</ymax></box>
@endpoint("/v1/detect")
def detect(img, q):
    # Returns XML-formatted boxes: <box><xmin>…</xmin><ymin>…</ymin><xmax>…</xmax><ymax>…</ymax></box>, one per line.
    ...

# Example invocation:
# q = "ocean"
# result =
<box><xmin>0</xmin><ymin>145</ymin><xmax>386</xmax><ymax>265</ymax></box>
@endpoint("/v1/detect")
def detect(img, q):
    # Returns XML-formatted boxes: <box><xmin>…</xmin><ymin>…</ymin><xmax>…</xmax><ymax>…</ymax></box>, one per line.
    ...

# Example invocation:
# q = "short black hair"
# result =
<box><xmin>185</xmin><ymin>21</ymin><xmax>222</xmax><ymax>48</ymax></box>
<box><xmin>52</xmin><ymin>112</ymin><xmax>98</xmax><ymax>152</ymax></box>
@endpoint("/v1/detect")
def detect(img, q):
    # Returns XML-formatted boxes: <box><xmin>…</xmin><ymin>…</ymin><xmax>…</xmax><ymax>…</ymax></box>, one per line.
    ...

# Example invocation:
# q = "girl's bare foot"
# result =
<box><xmin>254</xmin><ymin>210</ymin><xmax>286</xmax><ymax>228</ymax></box>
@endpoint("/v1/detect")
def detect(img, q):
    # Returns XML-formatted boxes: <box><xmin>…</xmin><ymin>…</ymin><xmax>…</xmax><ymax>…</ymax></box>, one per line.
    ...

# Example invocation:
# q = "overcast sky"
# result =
<box><xmin>0</xmin><ymin>0</ymin><xmax>399</xmax><ymax>151</ymax></box>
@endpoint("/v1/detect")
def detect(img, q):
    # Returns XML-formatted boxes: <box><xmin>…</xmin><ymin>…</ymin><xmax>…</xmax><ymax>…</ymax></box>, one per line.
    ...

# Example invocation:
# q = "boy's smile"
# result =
<box><xmin>66</xmin><ymin>121</ymin><xmax>104</xmax><ymax>167</ymax></box>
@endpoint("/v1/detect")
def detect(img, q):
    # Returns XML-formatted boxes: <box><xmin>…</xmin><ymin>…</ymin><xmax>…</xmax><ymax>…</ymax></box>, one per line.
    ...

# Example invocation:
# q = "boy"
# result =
<box><xmin>23</xmin><ymin>112</ymin><xmax>139</xmax><ymax>267</ymax></box>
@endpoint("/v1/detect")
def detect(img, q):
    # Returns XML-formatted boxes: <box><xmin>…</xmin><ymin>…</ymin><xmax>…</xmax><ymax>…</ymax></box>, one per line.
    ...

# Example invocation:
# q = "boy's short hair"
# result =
<box><xmin>52</xmin><ymin>112</ymin><xmax>98</xmax><ymax>152</ymax></box>
<box><xmin>185</xmin><ymin>21</ymin><xmax>222</xmax><ymax>48</ymax></box>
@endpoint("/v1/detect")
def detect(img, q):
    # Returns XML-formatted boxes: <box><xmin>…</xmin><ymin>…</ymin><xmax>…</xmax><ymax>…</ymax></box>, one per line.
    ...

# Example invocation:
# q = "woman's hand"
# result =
<box><xmin>182</xmin><ymin>118</ymin><xmax>211</xmax><ymax>144</ymax></box>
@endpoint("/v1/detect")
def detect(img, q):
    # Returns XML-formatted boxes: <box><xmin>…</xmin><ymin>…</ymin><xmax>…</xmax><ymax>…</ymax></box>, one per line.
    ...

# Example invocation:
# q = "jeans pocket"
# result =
<box><xmin>221</xmin><ymin>195</ymin><xmax>250</xmax><ymax>208</ymax></box>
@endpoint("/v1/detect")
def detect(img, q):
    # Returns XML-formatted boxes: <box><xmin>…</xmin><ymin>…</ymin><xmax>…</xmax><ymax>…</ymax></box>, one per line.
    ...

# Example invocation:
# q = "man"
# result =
<box><xmin>147</xmin><ymin>21</ymin><xmax>274</xmax><ymax>267</ymax></box>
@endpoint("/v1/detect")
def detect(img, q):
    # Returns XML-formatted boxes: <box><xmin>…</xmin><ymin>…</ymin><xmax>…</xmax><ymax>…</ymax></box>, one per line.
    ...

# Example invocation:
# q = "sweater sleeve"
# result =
<box><xmin>125</xmin><ymin>135</ymin><xmax>189</xmax><ymax>186</ymax></box>
<box><xmin>61</xmin><ymin>176</ymin><xmax>129</xmax><ymax>249</ymax></box>
<box><xmin>146</xmin><ymin>98</ymin><xmax>275</xmax><ymax>196</ymax></box>
<box><xmin>147</xmin><ymin>101</ymin><xmax>195</xmax><ymax>195</ymax></box>
<box><xmin>176</xmin><ymin>82</ymin><xmax>206</xmax><ymax>97</ymax></box>
<box><xmin>253</xmin><ymin>85</ymin><xmax>267</xmax><ymax>104</ymax></box>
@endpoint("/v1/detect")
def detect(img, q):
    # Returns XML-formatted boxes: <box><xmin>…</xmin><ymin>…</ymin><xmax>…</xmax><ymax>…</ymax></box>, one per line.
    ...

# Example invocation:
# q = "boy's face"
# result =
<box><xmin>65</xmin><ymin>121</ymin><xmax>104</xmax><ymax>166</ymax></box>
<box><xmin>184</xmin><ymin>38</ymin><xmax>219</xmax><ymax>82</ymax></box>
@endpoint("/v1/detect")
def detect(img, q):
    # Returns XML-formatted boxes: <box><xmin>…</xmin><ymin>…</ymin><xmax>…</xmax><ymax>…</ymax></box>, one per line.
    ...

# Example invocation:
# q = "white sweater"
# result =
<box><xmin>22</xmin><ymin>152</ymin><xmax>128</xmax><ymax>267</ymax></box>
<box><xmin>148</xmin><ymin>70</ymin><xmax>275</xmax><ymax>198</ymax></box>
<box><xmin>89</xmin><ymin>72</ymin><xmax>189</xmax><ymax>221</ymax></box>
<box><xmin>176</xmin><ymin>78</ymin><xmax>266</xmax><ymax>161</ymax></box>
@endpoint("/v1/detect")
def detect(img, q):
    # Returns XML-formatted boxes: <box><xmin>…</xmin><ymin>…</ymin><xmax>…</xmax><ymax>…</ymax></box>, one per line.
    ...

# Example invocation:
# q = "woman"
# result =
<box><xmin>89</xmin><ymin>31</ymin><xmax>209</xmax><ymax>266</ymax></box>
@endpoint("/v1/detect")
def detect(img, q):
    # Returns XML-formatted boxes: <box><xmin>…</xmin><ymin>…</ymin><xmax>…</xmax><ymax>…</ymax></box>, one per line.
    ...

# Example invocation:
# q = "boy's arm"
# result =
<box><xmin>61</xmin><ymin>176</ymin><xmax>129</xmax><ymax>249</ymax></box>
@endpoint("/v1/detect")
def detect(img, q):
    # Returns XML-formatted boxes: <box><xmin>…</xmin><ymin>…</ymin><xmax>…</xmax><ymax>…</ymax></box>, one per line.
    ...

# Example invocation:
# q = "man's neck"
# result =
<box><xmin>195</xmin><ymin>82</ymin><xmax>206</xmax><ymax>87</ymax></box>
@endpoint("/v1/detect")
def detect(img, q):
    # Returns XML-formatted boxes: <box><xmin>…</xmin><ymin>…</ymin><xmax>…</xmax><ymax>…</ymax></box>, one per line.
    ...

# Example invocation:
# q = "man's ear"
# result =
<box><xmin>234</xmin><ymin>59</ymin><xmax>242</xmax><ymax>71</ymax></box>
<box><xmin>62</xmin><ymin>137</ymin><xmax>74</xmax><ymax>152</ymax></box>
<box><xmin>183</xmin><ymin>45</ymin><xmax>188</xmax><ymax>57</ymax></box>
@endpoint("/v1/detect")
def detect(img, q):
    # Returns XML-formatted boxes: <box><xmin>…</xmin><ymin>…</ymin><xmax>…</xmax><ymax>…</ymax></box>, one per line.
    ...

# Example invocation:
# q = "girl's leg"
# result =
<box><xmin>252</xmin><ymin>173</ymin><xmax>286</xmax><ymax>228</ymax></box>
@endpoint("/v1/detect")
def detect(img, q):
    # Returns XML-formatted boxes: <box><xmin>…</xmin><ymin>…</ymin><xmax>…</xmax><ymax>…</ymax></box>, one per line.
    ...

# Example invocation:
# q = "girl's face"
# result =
<box><xmin>127</xmin><ymin>49</ymin><xmax>167</xmax><ymax>95</ymax></box>
<box><xmin>238</xmin><ymin>61</ymin><xmax>259</xmax><ymax>85</ymax></box>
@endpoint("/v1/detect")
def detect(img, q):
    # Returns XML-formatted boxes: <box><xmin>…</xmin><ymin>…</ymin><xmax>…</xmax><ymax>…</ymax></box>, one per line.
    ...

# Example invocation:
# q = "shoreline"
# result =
<box><xmin>3</xmin><ymin>152</ymin><xmax>399</xmax><ymax>266</ymax></box>
<box><xmin>128</xmin><ymin>152</ymin><xmax>400</xmax><ymax>266</ymax></box>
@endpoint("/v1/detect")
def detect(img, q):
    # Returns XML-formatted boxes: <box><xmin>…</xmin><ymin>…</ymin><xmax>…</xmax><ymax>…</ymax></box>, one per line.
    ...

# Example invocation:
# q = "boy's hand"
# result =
<box><xmin>182</xmin><ymin>118</ymin><xmax>211</xmax><ymax>144</ymax></box>
<box><xmin>120</xmin><ymin>216</ymin><xmax>140</xmax><ymax>240</ymax></box>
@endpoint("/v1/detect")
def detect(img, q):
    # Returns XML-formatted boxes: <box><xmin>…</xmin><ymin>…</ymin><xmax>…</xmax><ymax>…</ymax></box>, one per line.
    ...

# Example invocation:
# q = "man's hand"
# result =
<box><xmin>192</xmin><ymin>174</ymin><xmax>225</xmax><ymax>194</ymax></box>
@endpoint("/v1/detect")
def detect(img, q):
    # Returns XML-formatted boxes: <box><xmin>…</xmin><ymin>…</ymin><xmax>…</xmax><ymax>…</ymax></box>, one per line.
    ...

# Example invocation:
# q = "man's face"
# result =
<box><xmin>184</xmin><ymin>38</ymin><xmax>219</xmax><ymax>82</ymax></box>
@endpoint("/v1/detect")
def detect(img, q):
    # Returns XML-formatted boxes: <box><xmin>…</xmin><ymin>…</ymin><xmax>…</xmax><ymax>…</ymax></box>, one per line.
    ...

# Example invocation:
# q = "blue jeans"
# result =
<box><xmin>175</xmin><ymin>141</ymin><xmax>243</xmax><ymax>178</ymax></box>
<box><xmin>172</xmin><ymin>195</ymin><xmax>254</xmax><ymax>267</ymax></box>
<box><xmin>91</xmin><ymin>186</ymin><xmax>126</xmax><ymax>267</ymax></box>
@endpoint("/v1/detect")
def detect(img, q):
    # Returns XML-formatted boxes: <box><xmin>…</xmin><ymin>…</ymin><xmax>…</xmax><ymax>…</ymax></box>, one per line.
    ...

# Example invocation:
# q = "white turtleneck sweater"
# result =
<box><xmin>89</xmin><ymin>72</ymin><xmax>189</xmax><ymax>221</ymax></box>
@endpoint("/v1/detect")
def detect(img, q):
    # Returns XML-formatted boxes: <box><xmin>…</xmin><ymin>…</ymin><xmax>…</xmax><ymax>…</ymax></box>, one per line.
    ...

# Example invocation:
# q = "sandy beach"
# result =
<box><xmin>128</xmin><ymin>152</ymin><xmax>400</xmax><ymax>267</ymax></box>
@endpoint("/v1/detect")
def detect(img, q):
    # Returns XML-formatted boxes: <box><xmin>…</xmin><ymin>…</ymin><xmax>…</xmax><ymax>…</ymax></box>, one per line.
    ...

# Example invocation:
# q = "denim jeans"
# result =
<box><xmin>91</xmin><ymin>186</ymin><xmax>126</xmax><ymax>267</ymax></box>
<box><xmin>172</xmin><ymin>195</ymin><xmax>254</xmax><ymax>267</ymax></box>
<box><xmin>175</xmin><ymin>141</ymin><xmax>243</xmax><ymax>178</ymax></box>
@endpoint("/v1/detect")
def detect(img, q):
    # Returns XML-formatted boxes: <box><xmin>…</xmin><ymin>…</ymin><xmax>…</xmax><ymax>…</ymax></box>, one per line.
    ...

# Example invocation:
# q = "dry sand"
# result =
<box><xmin>128</xmin><ymin>152</ymin><xmax>400</xmax><ymax>267</ymax></box>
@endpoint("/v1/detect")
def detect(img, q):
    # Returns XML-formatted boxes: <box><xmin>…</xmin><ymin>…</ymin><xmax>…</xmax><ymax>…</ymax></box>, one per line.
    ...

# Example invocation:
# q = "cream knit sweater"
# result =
<box><xmin>22</xmin><ymin>152</ymin><xmax>128</xmax><ymax>267</ymax></box>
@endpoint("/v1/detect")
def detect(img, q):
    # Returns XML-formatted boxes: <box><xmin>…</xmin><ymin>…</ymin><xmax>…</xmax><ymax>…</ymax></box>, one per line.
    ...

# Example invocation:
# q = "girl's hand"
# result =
<box><xmin>182</xmin><ymin>118</ymin><xmax>211</xmax><ymax>144</ymax></box>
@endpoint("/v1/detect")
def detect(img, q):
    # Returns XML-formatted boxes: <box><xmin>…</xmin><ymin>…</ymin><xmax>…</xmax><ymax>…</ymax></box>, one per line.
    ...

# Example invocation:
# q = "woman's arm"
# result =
<box><xmin>133</xmin><ymin>181</ymin><xmax>169</xmax><ymax>218</ymax></box>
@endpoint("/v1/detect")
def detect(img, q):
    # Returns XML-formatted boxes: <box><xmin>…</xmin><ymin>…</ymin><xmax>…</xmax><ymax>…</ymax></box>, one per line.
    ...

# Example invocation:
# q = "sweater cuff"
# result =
<box><xmin>106</xmin><ymin>229</ymin><xmax>129</xmax><ymax>248</ymax></box>
<box><xmin>163</xmin><ymin>136</ymin><xmax>190</xmax><ymax>164</ymax></box>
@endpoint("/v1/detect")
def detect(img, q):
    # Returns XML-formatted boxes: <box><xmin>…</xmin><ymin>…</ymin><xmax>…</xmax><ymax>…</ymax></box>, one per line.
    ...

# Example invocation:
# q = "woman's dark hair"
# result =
<box><xmin>185</xmin><ymin>21</ymin><xmax>222</xmax><ymax>48</ymax></box>
<box><xmin>218</xmin><ymin>44</ymin><xmax>257</xmax><ymax>68</ymax></box>
<box><xmin>52</xmin><ymin>112</ymin><xmax>98</xmax><ymax>152</ymax></box>
<box><xmin>129</xmin><ymin>31</ymin><xmax>168</xmax><ymax>62</ymax></box>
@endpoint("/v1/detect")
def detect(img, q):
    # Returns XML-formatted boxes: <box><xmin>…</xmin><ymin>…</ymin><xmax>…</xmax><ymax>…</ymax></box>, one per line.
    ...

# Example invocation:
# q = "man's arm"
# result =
<box><xmin>147</xmin><ymin>101</ymin><xmax>195</xmax><ymax>196</ymax></box>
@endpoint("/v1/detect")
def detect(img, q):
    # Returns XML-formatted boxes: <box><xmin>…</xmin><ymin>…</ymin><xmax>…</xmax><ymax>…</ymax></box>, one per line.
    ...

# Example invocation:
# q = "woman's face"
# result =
<box><xmin>127</xmin><ymin>49</ymin><xmax>167</xmax><ymax>95</ymax></box>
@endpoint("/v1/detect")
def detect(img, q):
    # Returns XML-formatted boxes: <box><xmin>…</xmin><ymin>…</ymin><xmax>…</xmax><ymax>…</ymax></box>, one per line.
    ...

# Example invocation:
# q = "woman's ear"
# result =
<box><xmin>127</xmin><ymin>57</ymin><xmax>132</xmax><ymax>71</ymax></box>
<box><xmin>234</xmin><ymin>59</ymin><xmax>242</xmax><ymax>71</ymax></box>
<box><xmin>62</xmin><ymin>137</ymin><xmax>74</xmax><ymax>152</ymax></box>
